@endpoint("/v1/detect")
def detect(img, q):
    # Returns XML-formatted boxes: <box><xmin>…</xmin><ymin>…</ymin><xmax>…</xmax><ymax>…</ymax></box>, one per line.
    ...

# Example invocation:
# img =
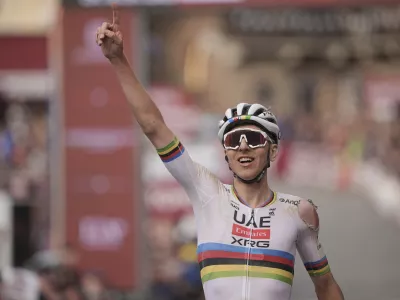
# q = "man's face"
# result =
<box><xmin>224</xmin><ymin>125</ymin><xmax>278</xmax><ymax>181</ymax></box>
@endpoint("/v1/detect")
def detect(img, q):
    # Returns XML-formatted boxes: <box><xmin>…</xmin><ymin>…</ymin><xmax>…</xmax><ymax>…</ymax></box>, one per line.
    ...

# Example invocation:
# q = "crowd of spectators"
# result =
<box><xmin>250</xmin><ymin>75</ymin><xmax>400</xmax><ymax>180</ymax></box>
<box><xmin>1</xmin><ymin>245</ymin><xmax>121</xmax><ymax>300</ymax></box>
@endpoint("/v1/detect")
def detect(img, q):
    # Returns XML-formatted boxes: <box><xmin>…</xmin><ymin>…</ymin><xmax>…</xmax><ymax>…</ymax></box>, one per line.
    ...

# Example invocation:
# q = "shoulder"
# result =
<box><xmin>276</xmin><ymin>192</ymin><xmax>319</xmax><ymax>230</ymax></box>
<box><xmin>298</xmin><ymin>199</ymin><xmax>319</xmax><ymax>230</ymax></box>
<box><xmin>276</xmin><ymin>192</ymin><xmax>303</xmax><ymax>206</ymax></box>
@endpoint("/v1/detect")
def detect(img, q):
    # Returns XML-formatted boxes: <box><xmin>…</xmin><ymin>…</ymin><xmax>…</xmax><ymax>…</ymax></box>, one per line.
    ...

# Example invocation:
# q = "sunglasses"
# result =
<box><xmin>223</xmin><ymin>128</ymin><xmax>270</xmax><ymax>150</ymax></box>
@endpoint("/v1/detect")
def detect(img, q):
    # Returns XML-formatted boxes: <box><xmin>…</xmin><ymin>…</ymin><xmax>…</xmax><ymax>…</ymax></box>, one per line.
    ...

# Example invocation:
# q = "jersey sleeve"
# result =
<box><xmin>296</xmin><ymin>201</ymin><xmax>331</xmax><ymax>278</ymax></box>
<box><xmin>156</xmin><ymin>137</ymin><xmax>221</xmax><ymax>208</ymax></box>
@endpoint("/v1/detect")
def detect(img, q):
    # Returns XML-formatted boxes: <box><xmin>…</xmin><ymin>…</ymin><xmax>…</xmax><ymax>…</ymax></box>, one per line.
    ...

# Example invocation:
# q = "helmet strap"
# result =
<box><xmin>233</xmin><ymin>167</ymin><xmax>267</xmax><ymax>184</ymax></box>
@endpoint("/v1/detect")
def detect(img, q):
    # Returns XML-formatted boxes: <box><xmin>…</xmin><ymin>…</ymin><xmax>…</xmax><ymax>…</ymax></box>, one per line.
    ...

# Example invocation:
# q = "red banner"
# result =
<box><xmin>0</xmin><ymin>37</ymin><xmax>47</xmax><ymax>70</ymax></box>
<box><xmin>61</xmin><ymin>8</ymin><xmax>138</xmax><ymax>289</ymax></box>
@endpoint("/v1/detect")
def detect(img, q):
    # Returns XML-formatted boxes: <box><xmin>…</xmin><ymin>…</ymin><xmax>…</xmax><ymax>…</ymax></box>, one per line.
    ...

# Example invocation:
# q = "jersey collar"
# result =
<box><xmin>231</xmin><ymin>185</ymin><xmax>276</xmax><ymax>208</ymax></box>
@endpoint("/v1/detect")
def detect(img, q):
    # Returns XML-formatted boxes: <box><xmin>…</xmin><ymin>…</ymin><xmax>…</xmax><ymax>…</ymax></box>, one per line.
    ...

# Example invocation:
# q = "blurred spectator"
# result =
<box><xmin>0</xmin><ymin>267</ymin><xmax>40</xmax><ymax>300</ymax></box>
<box><xmin>81</xmin><ymin>271</ymin><xmax>110</xmax><ymax>300</ymax></box>
<box><xmin>18</xmin><ymin>244</ymin><xmax>82</xmax><ymax>300</ymax></box>
<box><xmin>145</xmin><ymin>216</ymin><xmax>203</xmax><ymax>300</ymax></box>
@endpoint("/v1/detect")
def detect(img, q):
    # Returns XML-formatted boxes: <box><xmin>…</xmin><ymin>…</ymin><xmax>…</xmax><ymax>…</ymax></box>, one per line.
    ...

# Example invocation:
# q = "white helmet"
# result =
<box><xmin>218</xmin><ymin>103</ymin><xmax>281</xmax><ymax>144</ymax></box>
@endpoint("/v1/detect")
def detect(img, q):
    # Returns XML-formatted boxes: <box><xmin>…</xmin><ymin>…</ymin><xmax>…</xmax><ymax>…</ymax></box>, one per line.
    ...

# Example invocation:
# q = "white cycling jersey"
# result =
<box><xmin>157</xmin><ymin>137</ymin><xmax>331</xmax><ymax>300</ymax></box>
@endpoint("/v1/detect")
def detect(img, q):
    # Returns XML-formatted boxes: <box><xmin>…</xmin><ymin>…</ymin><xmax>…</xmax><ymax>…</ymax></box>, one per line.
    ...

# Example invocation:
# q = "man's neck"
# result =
<box><xmin>233</xmin><ymin>175</ymin><xmax>272</xmax><ymax>209</ymax></box>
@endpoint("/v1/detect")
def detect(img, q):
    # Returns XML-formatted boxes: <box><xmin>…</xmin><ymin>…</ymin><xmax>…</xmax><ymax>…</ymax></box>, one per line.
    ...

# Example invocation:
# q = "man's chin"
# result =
<box><xmin>234</xmin><ymin>170</ymin><xmax>261</xmax><ymax>181</ymax></box>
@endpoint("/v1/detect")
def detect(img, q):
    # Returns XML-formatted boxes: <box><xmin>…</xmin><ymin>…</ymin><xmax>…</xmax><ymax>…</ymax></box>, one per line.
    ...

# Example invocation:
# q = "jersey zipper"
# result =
<box><xmin>244</xmin><ymin>208</ymin><xmax>255</xmax><ymax>300</ymax></box>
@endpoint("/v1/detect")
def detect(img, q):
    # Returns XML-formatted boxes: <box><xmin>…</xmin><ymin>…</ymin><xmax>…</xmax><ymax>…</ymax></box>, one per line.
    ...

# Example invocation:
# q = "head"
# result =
<box><xmin>224</xmin><ymin>124</ymin><xmax>278</xmax><ymax>181</ymax></box>
<box><xmin>60</xmin><ymin>244</ymin><xmax>80</xmax><ymax>268</ymax></box>
<box><xmin>218</xmin><ymin>103</ymin><xmax>281</xmax><ymax>184</ymax></box>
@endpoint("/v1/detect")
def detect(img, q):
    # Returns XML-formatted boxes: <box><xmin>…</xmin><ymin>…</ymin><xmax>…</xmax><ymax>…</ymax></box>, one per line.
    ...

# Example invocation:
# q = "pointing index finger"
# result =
<box><xmin>112</xmin><ymin>3</ymin><xmax>120</xmax><ymax>31</ymax></box>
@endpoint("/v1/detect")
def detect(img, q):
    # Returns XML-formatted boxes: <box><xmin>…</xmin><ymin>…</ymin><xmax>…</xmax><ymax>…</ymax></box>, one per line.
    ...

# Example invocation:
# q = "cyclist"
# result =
<box><xmin>95</xmin><ymin>5</ymin><xmax>344</xmax><ymax>300</ymax></box>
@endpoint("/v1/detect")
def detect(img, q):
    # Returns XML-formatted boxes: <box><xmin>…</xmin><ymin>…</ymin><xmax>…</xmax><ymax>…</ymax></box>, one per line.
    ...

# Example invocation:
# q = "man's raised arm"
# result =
<box><xmin>95</xmin><ymin>4</ymin><xmax>173</xmax><ymax>148</ymax></box>
<box><xmin>95</xmin><ymin>5</ymin><xmax>221</xmax><ymax>209</ymax></box>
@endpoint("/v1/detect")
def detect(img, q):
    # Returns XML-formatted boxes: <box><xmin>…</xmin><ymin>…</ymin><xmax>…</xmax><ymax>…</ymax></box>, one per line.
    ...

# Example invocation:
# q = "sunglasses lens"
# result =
<box><xmin>224</xmin><ymin>131</ymin><xmax>240</xmax><ymax>148</ymax></box>
<box><xmin>246</xmin><ymin>131</ymin><xmax>267</xmax><ymax>147</ymax></box>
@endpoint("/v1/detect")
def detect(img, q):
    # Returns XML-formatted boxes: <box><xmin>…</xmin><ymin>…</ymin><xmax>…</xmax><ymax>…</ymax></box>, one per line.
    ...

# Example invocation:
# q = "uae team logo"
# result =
<box><xmin>231</xmin><ymin>210</ymin><xmax>271</xmax><ymax>248</ymax></box>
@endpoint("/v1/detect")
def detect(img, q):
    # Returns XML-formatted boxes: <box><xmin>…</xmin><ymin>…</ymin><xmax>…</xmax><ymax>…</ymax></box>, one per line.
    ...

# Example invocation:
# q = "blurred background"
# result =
<box><xmin>0</xmin><ymin>0</ymin><xmax>399</xmax><ymax>299</ymax></box>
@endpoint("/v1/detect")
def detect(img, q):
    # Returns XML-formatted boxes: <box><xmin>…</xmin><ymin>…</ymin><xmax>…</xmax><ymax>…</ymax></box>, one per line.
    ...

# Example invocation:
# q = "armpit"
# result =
<box><xmin>298</xmin><ymin>199</ymin><xmax>319</xmax><ymax>231</ymax></box>
<box><xmin>194</xmin><ymin>162</ymin><xmax>226</xmax><ymax>196</ymax></box>
<box><xmin>195</xmin><ymin>162</ymin><xmax>219</xmax><ymax>182</ymax></box>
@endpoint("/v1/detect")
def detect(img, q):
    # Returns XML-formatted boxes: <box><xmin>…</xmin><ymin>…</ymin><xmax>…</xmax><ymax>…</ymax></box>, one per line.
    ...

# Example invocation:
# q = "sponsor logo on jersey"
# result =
<box><xmin>230</xmin><ymin>200</ymin><xmax>239</xmax><ymax>210</ymax></box>
<box><xmin>231</xmin><ymin>237</ymin><xmax>270</xmax><ymax>248</ymax></box>
<box><xmin>231</xmin><ymin>210</ymin><xmax>271</xmax><ymax>248</ymax></box>
<box><xmin>232</xmin><ymin>224</ymin><xmax>270</xmax><ymax>239</ymax></box>
<box><xmin>279</xmin><ymin>198</ymin><xmax>300</xmax><ymax>206</ymax></box>
<box><xmin>233</xmin><ymin>210</ymin><xmax>271</xmax><ymax>228</ymax></box>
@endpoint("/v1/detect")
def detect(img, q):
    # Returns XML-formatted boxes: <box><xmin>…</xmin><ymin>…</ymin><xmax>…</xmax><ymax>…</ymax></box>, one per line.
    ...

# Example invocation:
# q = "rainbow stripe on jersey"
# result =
<box><xmin>157</xmin><ymin>137</ymin><xmax>185</xmax><ymax>162</ymax></box>
<box><xmin>198</xmin><ymin>243</ymin><xmax>295</xmax><ymax>285</ymax></box>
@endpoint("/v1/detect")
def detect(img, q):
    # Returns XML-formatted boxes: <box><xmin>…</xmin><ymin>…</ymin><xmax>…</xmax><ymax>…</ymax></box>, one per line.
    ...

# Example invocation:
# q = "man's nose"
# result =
<box><xmin>238</xmin><ymin>138</ymin><xmax>249</xmax><ymax>151</ymax></box>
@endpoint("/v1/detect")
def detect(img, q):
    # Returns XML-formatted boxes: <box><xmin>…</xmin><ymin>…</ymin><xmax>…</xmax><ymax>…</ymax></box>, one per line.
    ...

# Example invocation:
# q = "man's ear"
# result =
<box><xmin>269</xmin><ymin>144</ymin><xmax>279</xmax><ymax>162</ymax></box>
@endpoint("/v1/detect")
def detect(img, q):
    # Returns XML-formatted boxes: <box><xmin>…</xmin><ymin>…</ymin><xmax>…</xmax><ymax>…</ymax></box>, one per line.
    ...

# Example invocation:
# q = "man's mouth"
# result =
<box><xmin>238</xmin><ymin>157</ymin><xmax>254</xmax><ymax>164</ymax></box>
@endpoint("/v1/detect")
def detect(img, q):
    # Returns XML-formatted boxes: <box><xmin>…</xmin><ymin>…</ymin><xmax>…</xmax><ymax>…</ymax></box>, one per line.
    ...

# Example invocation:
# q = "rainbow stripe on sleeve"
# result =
<box><xmin>157</xmin><ymin>137</ymin><xmax>185</xmax><ymax>163</ymax></box>
<box><xmin>304</xmin><ymin>256</ymin><xmax>331</xmax><ymax>277</ymax></box>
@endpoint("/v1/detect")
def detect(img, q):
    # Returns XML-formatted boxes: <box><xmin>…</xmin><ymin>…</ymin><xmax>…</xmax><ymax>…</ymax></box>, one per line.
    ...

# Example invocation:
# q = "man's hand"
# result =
<box><xmin>95</xmin><ymin>4</ymin><xmax>123</xmax><ymax>60</ymax></box>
